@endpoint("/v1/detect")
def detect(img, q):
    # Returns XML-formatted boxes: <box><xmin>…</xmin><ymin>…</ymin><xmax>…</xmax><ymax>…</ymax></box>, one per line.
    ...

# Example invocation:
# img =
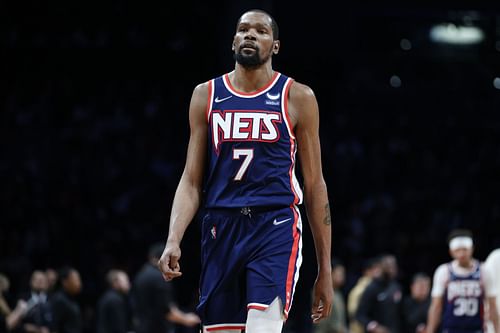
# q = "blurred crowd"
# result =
<box><xmin>0</xmin><ymin>243</ymin><xmax>200</xmax><ymax>333</ymax></box>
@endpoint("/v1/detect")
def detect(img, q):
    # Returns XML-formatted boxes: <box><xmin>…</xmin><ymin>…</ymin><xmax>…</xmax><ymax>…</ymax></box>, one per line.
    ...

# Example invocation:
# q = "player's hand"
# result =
<box><xmin>183</xmin><ymin>312</ymin><xmax>201</xmax><ymax>327</ymax></box>
<box><xmin>158</xmin><ymin>241</ymin><xmax>183</xmax><ymax>281</ymax></box>
<box><xmin>311</xmin><ymin>272</ymin><xmax>333</xmax><ymax>323</ymax></box>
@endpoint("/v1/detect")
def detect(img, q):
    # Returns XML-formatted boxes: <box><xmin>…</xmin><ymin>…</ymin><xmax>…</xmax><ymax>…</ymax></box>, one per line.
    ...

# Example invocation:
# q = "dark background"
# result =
<box><xmin>2</xmin><ymin>0</ymin><xmax>500</xmax><ymax>332</ymax></box>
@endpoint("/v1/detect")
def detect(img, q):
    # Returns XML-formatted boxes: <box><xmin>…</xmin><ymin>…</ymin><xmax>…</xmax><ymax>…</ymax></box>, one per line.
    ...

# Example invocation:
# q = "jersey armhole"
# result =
<box><xmin>206</xmin><ymin>79</ymin><xmax>214</xmax><ymax>123</ymax></box>
<box><xmin>282</xmin><ymin>78</ymin><xmax>295</xmax><ymax>139</ymax></box>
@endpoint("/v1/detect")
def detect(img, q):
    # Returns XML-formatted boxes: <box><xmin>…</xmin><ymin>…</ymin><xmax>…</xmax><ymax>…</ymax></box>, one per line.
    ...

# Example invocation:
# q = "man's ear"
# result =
<box><xmin>273</xmin><ymin>40</ymin><xmax>280</xmax><ymax>54</ymax></box>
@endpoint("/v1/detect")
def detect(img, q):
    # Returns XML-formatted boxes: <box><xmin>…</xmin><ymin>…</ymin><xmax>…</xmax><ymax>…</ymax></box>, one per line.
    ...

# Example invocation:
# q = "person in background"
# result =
<box><xmin>49</xmin><ymin>267</ymin><xmax>83</xmax><ymax>333</ymax></box>
<box><xmin>402</xmin><ymin>273</ymin><xmax>430</xmax><ymax>333</ymax></box>
<box><xmin>131</xmin><ymin>243</ymin><xmax>200</xmax><ymax>333</ymax></box>
<box><xmin>0</xmin><ymin>275</ymin><xmax>11</xmax><ymax>324</ymax></box>
<box><xmin>426</xmin><ymin>229</ymin><xmax>499</xmax><ymax>333</ymax></box>
<box><xmin>96</xmin><ymin>269</ymin><xmax>131</xmax><ymax>333</ymax></box>
<box><xmin>355</xmin><ymin>254</ymin><xmax>403</xmax><ymax>333</ymax></box>
<box><xmin>348</xmin><ymin>258</ymin><xmax>382</xmax><ymax>333</ymax></box>
<box><xmin>485</xmin><ymin>248</ymin><xmax>500</xmax><ymax>333</ymax></box>
<box><xmin>314</xmin><ymin>258</ymin><xmax>348</xmax><ymax>333</ymax></box>
<box><xmin>18</xmin><ymin>270</ymin><xmax>51</xmax><ymax>333</ymax></box>
<box><xmin>0</xmin><ymin>273</ymin><xmax>28</xmax><ymax>332</ymax></box>
<box><xmin>44</xmin><ymin>270</ymin><xmax>58</xmax><ymax>296</ymax></box>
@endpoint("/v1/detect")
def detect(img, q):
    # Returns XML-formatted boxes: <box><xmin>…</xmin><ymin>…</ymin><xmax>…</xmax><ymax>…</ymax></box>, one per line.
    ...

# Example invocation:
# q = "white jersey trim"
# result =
<box><xmin>222</xmin><ymin>72</ymin><xmax>281</xmax><ymax>98</ymax></box>
<box><xmin>206</xmin><ymin>79</ymin><xmax>215</xmax><ymax>123</ymax></box>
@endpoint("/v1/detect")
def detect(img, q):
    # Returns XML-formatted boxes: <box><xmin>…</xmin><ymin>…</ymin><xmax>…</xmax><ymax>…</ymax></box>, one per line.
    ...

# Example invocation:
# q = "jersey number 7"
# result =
<box><xmin>233</xmin><ymin>148</ymin><xmax>254</xmax><ymax>181</ymax></box>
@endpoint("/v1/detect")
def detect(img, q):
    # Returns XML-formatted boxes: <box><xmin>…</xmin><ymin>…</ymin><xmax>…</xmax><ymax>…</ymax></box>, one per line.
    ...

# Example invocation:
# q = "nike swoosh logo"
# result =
<box><xmin>273</xmin><ymin>218</ymin><xmax>292</xmax><ymax>225</ymax></box>
<box><xmin>214</xmin><ymin>95</ymin><xmax>233</xmax><ymax>103</ymax></box>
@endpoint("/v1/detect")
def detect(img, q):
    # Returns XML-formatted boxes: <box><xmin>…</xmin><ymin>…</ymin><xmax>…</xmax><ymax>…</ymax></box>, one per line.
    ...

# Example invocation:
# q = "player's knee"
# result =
<box><xmin>246</xmin><ymin>297</ymin><xmax>284</xmax><ymax>333</ymax></box>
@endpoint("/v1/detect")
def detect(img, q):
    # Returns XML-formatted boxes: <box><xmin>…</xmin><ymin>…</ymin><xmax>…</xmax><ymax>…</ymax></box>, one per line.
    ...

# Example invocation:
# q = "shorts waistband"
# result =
<box><xmin>205</xmin><ymin>205</ymin><xmax>289</xmax><ymax>216</ymax></box>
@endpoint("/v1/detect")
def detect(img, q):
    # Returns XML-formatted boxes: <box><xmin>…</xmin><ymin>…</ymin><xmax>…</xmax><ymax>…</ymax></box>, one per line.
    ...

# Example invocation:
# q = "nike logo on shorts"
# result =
<box><xmin>214</xmin><ymin>95</ymin><xmax>232</xmax><ymax>103</ymax></box>
<box><xmin>273</xmin><ymin>218</ymin><xmax>292</xmax><ymax>225</ymax></box>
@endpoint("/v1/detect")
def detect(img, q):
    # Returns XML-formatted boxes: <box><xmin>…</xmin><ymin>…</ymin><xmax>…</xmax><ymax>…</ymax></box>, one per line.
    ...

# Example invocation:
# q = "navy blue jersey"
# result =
<box><xmin>442</xmin><ymin>261</ymin><xmax>485</xmax><ymax>332</ymax></box>
<box><xmin>204</xmin><ymin>72</ymin><xmax>303</xmax><ymax>208</ymax></box>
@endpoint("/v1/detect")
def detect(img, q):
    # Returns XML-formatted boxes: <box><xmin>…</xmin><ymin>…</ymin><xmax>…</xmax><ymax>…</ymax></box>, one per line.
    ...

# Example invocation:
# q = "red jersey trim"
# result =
<box><xmin>284</xmin><ymin>206</ymin><xmax>300</xmax><ymax>316</ymax></box>
<box><xmin>205</xmin><ymin>324</ymin><xmax>246</xmax><ymax>331</ymax></box>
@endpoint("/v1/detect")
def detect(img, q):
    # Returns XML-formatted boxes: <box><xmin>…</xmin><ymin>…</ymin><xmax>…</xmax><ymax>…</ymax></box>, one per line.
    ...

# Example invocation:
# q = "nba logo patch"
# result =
<box><xmin>211</xmin><ymin>225</ymin><xmax>216</xmax><ymax>239</ymax></box>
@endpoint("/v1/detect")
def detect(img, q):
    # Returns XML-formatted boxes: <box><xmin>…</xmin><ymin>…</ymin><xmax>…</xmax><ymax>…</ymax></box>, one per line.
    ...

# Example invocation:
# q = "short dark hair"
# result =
<box><xmin>362</xmin><ymin>257</ymin><xmax>381</xmax><ymax>271</ymax></box>
<box><xmin>411</xmin><ymin>272</ymin><xmax>430</xmax><ymax>284</ymax></box>
<box><xmin>56</xmin><ymin>266</ymin><xmax>76</xmax><ymax>290</ymax></box>
<box><xmin>447</xmin><ymin>228</ymin><xmax>473</xmax><ymax>244</ymax></box>
<box><xmin>237</xmin><ymin>9</ymin><xmax>279</xmax><ymax>40</ymax></box>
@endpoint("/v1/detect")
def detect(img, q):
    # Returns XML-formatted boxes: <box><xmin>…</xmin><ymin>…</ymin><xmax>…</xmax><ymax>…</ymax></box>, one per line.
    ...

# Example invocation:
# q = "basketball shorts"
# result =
<box><xmin>197</xmin><ymin>205</ymin><xmax>303</xmax><ymax>331</ymax></box>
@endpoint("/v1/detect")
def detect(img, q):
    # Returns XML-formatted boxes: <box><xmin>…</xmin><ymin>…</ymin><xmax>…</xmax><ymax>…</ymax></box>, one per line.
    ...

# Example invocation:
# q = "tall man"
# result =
<box><xmin>158</xmin><ymin>8</ymin><xmax>333</xmax><ymax>333</ymax></box>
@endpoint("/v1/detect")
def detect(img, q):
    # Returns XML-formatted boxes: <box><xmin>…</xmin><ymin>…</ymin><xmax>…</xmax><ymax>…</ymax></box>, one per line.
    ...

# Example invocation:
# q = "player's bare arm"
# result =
<box><xmin>488</xmin><ymin>297</ymin><xmax>500</xmax><ymax>333</ymax></box>
<box><xmin>158</xmin><ymin>82</ymin><xmax>208</xmax><ymax>281</ymax></box>
<box><xmin>426</xmin><ymin>297</ymin><xmax>443</xmax><ymax>333</ymax></box>
<box><xmin>289</xmin><ymin>81</ymin><xmax>333</xmax><ymax>322</ymax></box>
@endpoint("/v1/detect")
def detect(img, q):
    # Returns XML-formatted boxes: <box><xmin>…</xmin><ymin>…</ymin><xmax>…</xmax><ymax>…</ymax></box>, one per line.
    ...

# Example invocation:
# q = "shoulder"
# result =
<box><xmin>191</xmin><ymin>81</ymin><xmax>210</xmax><ymax>101</ymax></box>
<box><xmin>433</xmin><ymin>263</ymin><xmax>450</xmax><ymax>279</ymax></box>
<box><xmin>288</xmin><ymin>80</ymin><xmax>317</xmax><ymax>104</ymax></box>
<box><xmin>486</xmin><ymin>249</ymin><xmax>500</xmax><ymax>266</ymax></box>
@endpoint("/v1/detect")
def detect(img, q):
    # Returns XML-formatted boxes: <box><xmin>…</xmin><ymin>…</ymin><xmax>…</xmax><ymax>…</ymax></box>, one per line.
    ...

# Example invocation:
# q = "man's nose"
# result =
<box><xmin>244</xmin><ymin>30</ymin><xmax>257</xmax><ymax>40</ymax></box>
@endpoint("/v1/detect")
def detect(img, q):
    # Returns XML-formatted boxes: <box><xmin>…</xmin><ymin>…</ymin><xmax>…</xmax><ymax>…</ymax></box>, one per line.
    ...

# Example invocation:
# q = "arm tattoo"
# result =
<box><xmin>323</xmin><ymin>203</ymin><xmax>332</xmax><ymax>225</ymax></box>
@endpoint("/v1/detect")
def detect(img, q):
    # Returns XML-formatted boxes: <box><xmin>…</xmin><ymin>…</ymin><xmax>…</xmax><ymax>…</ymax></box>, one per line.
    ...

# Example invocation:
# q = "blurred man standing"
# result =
<box><xmin>314</xmin><ymin>259</ymin><xmax>348</xmax><ymax>333</ymax></box>
<box><xmin>355</xmin><ymin>254</ymin><xmax>403</xmax><ymax>333</ymax></box>
<box><xmin>484</xmin><ymin>248</ymin><xmax>500</xmax><ymax>333</ymax></box>
<box><xmin>131</xmin><ymin>243</ymin><xmax>200</xmax><ymax>333</ymax></box>
<box><xmin>19</xmin><ymin>270</ymin><xmax>52</xmax><ymax>333</ymax></box>
<box><xmin>96</xmin><ymin>270</ymin><xmax>131</xmax><ymax>333</ymax></box>
<box><xmin>426</xmin><ymin>229</ymin><xmax>499</xmax><ymax>333</ymax></box>
<box><xmin>402</xmin><ymin>273</ymin><xmax>431</xmax><ymax>333</ymax></box>
<box><xmin>348</xmin><ymin>258</ymin><xmax>382</xmax><ymax>333</ymax></box>
<box><xmin>49</xmin><ymin>267</ymin><xmax>83</xmax><ymax>333</ymax></box>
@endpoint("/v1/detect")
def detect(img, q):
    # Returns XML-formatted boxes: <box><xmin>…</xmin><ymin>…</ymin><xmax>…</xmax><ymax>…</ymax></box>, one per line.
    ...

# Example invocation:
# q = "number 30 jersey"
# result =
<box><xmin>204</xmin><ymin>71</ymin><xmax>303</xmax><ymax>208</ymax></box>
<box><xmin>442</xmin><ymin>261</ymin><xmax>484</xmax><ymax>331</ymax></box>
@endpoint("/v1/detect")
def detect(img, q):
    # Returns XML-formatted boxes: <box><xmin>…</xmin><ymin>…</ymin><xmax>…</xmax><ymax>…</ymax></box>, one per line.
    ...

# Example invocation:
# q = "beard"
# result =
<box><xmin>234</xmin><ymin>46</ymin><xmax>269</xmax><ymax>68</ymax></box>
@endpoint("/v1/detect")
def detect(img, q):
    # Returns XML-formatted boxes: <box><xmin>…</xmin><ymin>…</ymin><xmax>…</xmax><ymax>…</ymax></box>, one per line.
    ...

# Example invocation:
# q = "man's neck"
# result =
<box><xmin>231</xmin><ymin>63</ymin><xmax>274</xmax><ymax>93</ymax></box>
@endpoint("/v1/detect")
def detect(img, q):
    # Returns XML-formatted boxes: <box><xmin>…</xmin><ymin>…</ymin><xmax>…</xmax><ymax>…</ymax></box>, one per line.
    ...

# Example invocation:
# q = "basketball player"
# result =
<box><xmin>485</xmin><ymin>248</ymin><xmax>500</xmax><ymax>333</ymax></box>
<box><xmin>157</xmin><ymin>9</ymin><xmax>333</xmax><ymax>333</ymax></box>
<box><xmin>426</xmin><ymin>229</ymin><xmax>499</xmax><ymax>333</ymax></box>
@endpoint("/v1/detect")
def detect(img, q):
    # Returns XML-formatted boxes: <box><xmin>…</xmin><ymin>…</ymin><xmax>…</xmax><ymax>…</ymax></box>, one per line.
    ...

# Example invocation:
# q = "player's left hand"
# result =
<box><xmin>311</xmin><ymin>272</ymin><xmax>333</xmax><ymax>323</ymax></box>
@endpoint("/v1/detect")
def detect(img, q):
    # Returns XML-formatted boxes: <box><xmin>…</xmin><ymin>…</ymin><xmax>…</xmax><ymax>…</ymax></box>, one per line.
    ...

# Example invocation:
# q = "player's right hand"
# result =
<box><xmin>158</xmin><ymin>241</ymin><xmax>183</xmax><ymax>281</ymax></box>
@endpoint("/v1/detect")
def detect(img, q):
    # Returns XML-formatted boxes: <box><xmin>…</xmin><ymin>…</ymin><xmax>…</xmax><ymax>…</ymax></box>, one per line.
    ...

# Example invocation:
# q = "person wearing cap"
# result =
<box><xmin>426</xmin><ymin>229</ymin><xmax>499</xmax><ymax>333</ymax></box>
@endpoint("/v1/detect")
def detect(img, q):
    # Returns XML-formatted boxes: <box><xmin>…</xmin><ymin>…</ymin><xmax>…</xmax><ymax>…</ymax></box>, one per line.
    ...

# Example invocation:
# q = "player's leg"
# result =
<box><xmin>198</xmin><ymin>210</ymin><xmax>248</xmax><ymax>332</ymax></box>
<box><xmin>246</xmin><ymin>297</ymin><xmax>284</xmax><ymax>333</ymax></box>
<box><xmin>245</xmin><ymin>206</ymin><xmax>303</xmax><ymax>333</ymax></box>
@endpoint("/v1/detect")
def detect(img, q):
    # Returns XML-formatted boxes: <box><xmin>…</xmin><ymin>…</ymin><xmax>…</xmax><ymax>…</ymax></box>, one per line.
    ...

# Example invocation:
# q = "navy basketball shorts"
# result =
<box><xmin>197</xmin><ymin>205</ymin><xmax>303</xmax><ymax>331</ymax></box>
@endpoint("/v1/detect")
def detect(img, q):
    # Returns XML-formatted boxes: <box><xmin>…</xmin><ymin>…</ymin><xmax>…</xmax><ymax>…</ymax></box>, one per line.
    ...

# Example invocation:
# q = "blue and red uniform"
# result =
<box><xmin>197</xmin><ymin>71</ymin><xmax>303</xmax><ymax>330</ymax></box>
<box><xmin>442</xmin><ymin>261</ymin><xmax>485</xmax><ymax>333</ymax></box>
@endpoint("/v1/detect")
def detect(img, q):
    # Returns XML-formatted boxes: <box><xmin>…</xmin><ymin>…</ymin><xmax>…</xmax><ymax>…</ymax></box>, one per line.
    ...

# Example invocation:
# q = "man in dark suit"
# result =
<box><xmin>49</xmin><ymin>267</ymin><xmax>82</xmax><ymax>333</ymax></box>
<box><xmin>96</xmin><ymin>269</ymin><xmax>131</xmax><ymax>333</ymax></box>
<box><xmin>131</xmin><ymin>243</ymin><xmax>199</xmax><ymax>333</ymax></box>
